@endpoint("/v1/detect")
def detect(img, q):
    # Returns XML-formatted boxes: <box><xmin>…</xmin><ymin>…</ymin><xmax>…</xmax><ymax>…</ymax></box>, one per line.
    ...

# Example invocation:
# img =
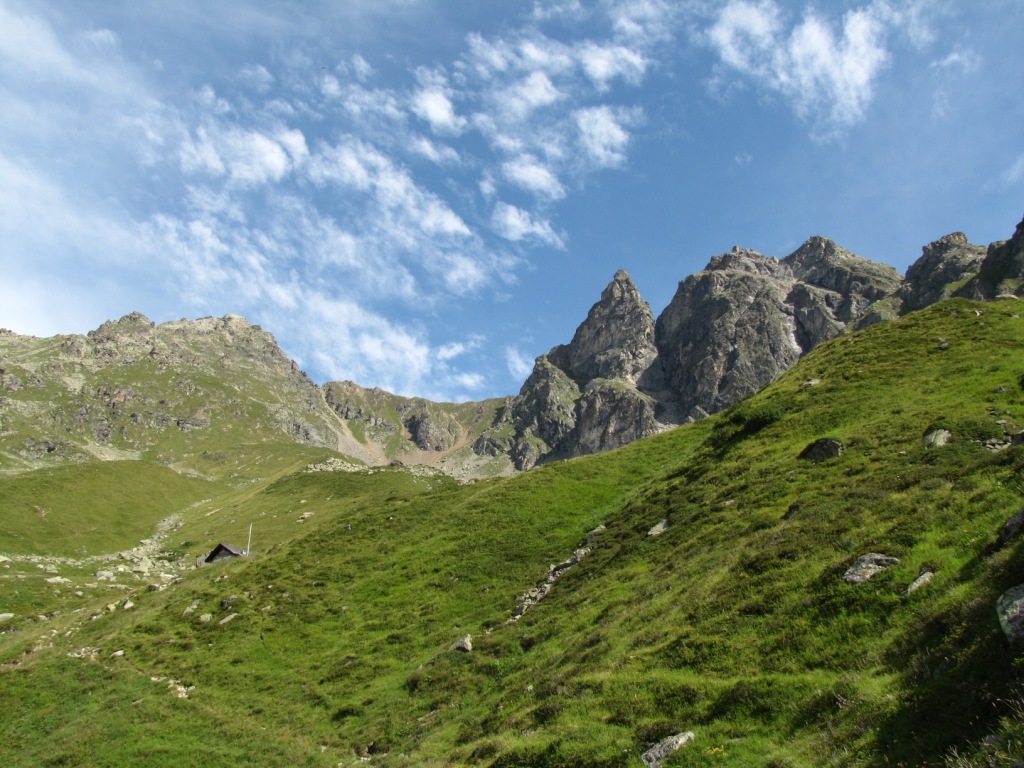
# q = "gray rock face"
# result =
<box><xmin>900</xmin><ymin>232</ymin><xmax>986</xmax><ymax>312</ymax></box>
<box><xmin>570</xmin><ymin>381</ymin><xmax>660</xmax><ymax>457</ymax></box>
<box><xmin>956</xmin><ymin>215</ymin><xmax>1024</xmax><ymax>300</ymax></box>
<box><xmin>923</xmin><ymin>429</ymin><xmax>953</xmax><ymax>449</ymax></box>
<box><xmin>656</xmin><ymin>239</ymin><xmax>900</xmax><ymax>421</ymax></box>
<box><xmin>482</xmin><ymin>271</ymin><xmax>660</xmax><ymax>469</ymax></box>
<box><xmin>548</xmin><ymin>269</ymin><xmax>658</xmax><ymax>385</ymax></box>
<box><xmin>655</xmin><ymin>249</ymin><xmax>801</xmax><ymax>421</ymax></box>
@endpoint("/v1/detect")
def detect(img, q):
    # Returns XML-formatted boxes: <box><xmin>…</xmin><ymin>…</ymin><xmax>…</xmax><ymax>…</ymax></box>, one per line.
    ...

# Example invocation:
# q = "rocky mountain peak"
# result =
<box><xmin>90</xmin><ymin>311</ymin><xmax>155</xmax><ymax>339</ymax></box>
<box><xmin>705</xmin><ymin>248</ymin><xmax>781</xmax><ymax>277</ymax></box>
<box><xmin>548</xmin><ymin>268</ymin><xmax>657</xmax><ymax>386</ymax></box>
<box><xmin>900</xmin><ymin>231</ymin><xmax>986</xmax><ymax>312</ymax></box>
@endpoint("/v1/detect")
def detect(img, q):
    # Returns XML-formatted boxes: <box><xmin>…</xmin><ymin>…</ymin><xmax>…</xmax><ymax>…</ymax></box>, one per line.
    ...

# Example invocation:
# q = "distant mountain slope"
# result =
<box><xmin>0</xmin><ymin>312</ymin><xmax>367</xmax><ymax>476</ymax></box>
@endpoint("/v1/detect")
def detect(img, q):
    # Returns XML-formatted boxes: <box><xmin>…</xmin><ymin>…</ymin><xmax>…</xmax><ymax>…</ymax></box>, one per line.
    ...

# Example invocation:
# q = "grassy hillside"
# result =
<box><xmin>2</xmin><ymin>299</ymin><xmax>1024</xmax><ymax>767</ymax></box>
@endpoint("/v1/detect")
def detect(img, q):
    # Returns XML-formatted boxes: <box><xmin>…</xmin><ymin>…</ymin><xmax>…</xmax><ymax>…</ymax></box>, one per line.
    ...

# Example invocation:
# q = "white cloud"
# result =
<box><xmin>930</xmin><ymin>47</ymin><xmax>980</xmax><ymax>74</ymax></box>
<box><xmin>496</xmin><ymin>70</ymin><xmax>563</xmax><ymax>120</ymax></box>
<box><xmin>411</xmin><ymin>87</ymin><xmax>467</xmax><ymax>134</ymax></box>
<box><xmin>575</xmin><ymin>105</ymin><xmax>637</xmax><ymax>168</ymax></box>
<box><xmin>578</xmin><ymin>42</ymin><xmax>648</xmax><ymax>89</ymax></box>
<box><xmin>492</xmin><ymin>202</ymin><xmax>565</xmax><ymax>248</ymax></box>
<box><xmin>320</xmin><ymin>73</ymin><xmax>343</xmax><ymax>98</ymax></box>
<box><xmin>410</xmin><ymin>136</ymin><xmax>460</xmax><ymax>164</ymax></box>
<box><xmin>502</xmin><ymin>155</ymin><xmax>566</xmax><ymax>199</ymax></box>
<box><xmin>453</xmin><ymin>372</ymin><xmax>485</xmax><ymax>390</ymax></box>
<box><xmin>437</xmin><ymin>342</ymin><xmax>468</xmax><ymax>361</ymax></box>
<box><xmin>239</xmin><ymin>63</ymin><xmax>274</xmax><ymax>91</ymax></box>
<box><xmin>351</xmin><ymin>53</ymin><xmax>374</xmax><ymax>80</ymax></box>
<box><xmin>505</xmin><ymin>346</ymin><xmax>536</xmax><ymax>379</ymax></box>
<box><xmin>706</xmin><ymin>1</ymin><xmax>894</xmax><ymax>136</ymax></box>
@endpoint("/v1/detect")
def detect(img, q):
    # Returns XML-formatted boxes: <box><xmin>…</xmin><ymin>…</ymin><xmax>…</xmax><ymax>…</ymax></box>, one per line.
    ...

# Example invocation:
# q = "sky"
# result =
<box><xmin>1</xmin><ymin>0</ymin><xmax>1022</xmax><ymax>401</ymax></box>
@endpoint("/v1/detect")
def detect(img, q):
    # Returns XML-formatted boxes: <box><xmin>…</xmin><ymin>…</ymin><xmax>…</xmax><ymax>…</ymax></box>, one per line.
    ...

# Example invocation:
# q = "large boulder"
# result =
<box><xmin>997</xmin><ymin>584</ymin><xmax>1024</xmax><ymax>643</ymax></box>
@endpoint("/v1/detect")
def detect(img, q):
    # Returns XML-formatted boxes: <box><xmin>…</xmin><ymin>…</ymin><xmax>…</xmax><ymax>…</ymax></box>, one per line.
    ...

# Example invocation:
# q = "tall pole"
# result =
<box><xmin>246</xmin><ymin>523</ymin><xmax>252</xmax><ymax>556</ymax></box>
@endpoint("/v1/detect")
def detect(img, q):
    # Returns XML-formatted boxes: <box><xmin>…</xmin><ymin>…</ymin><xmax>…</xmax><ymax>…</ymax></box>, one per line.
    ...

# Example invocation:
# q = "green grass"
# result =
<box><xmin>0</xmin><ymin>462</ymin><xmax>222</xmax><ymax>557</ymax></box>
<box><xmin>3</xmin><ymin>299</ymin><xmax>1024</xmax><ymax>766</ymax></box>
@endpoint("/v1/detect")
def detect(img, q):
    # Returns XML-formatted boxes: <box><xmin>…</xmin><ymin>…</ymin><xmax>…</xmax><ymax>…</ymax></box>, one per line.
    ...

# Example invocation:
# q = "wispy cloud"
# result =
<box><xmin>0</xmin><ymin>0</ymin><xmax>673</xmax><ymax>399</ymax></box>
<box><xmin>505</xmin><ymin>345</ymin><xmax>536</xmax><ymax>380</ymax></box>
<box><xmin>492</xmin><ymin>202</ymin><xmax>565</xmax><ymax>248</ymax></box>
<box><xmin>704</xmin><ymin>0</ymin><xmax>895</xmax><ymax>137</ymax></box>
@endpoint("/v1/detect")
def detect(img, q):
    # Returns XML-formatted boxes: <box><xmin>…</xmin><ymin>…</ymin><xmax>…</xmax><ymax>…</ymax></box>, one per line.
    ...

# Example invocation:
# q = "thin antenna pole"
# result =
<box><xmin>246</xmin><ymin>523</ymin><xmax>252</xmax><ymax>556</ymax></box>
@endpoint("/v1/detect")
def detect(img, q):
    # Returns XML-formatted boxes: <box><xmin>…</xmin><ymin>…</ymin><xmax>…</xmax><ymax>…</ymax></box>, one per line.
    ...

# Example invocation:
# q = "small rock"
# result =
<box><xmin>450</xmin><ymin>634</ymin><xmax>472</xmax><ymax>652</ymax></box>
<box><xmin>106</xmin><ymin>603</ymin><xmax>118</xmax><ymax>612</ymax></box>
<box><xmin>906</xmin><ymin>571</ymin><xmax>933</xmax><ymax>594</ymax></box>
<box><xmin>844</xmin><ymin>553</ymin><xmax>900</xmax><ymax>584</ymax></box>
<box><xmin>122</xmin><ymin>600</ymin><xmax>135</xmax><ymax>610</ymax></box>
<box><xmin>923</xmin><ymin>429</ymin><xmax>953</xmax><ymax>448</ymax></box>
<box><xmin>95</xmin><ymin>570</ymin><xmax>114</xmax><ymax>581</ymax></box>
<box><xmin>182</xmin><ymin>600</ymin><xmax>200</xmax><ymax>617</ymax></box>
<box><xmin>0</xmin><ymin>612</ymin><xmax>15</xmax><ymax>623</ymax></box>
<box><xmin>801</xmin><ymin>378</ymin><xmax>821</xmax><ymax>389</ymax></box>
<box><xmin>218</xmin><ymin>613</ymin><xmax>238</xmax><ymax>625</ymax></box>
<box><xmin>110</xmin><ymin>650</ymin><xmax>125</xmax><ymax>658</ymax></box>
<box><xmin>198</xmin><ymin>613</ymin><xmax>213</xmax><ymax>623</ymax></box>
<box><xmin>648</xmin><ymin>519</ymin><xmax>670</xmax><ymax>537</ymax></box>
<box><xmin>800</xmin><ymin>438</ymin><xmax>844</xmax><ymax>462</ymax></box>
<box><xmin>641</xmin><ymin>731</ymin><xmax>696</xmax><ymax>768</ymax></box>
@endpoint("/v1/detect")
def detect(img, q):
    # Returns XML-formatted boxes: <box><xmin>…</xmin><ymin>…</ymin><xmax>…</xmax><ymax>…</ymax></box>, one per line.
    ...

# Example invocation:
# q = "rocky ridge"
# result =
<box><xmin>469</xmin><ymin>217</ymin><xmax>1024</xmax><ymax>469</ymax></box>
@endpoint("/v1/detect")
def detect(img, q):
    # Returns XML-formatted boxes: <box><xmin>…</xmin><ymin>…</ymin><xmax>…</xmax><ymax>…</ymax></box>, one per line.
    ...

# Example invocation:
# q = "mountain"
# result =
<box><xmin>0</xmin><ymin>312</ymin><xmax>367</xmax><ymax>477</ymax></box>
<box><xmin>3</xmin><ymin>216</ymin><xmax>1021</xmax><ymax>481</ymax></box>
<box><xmin>3</xmin><ymin>293</ymin><xmax>1024</xmax><ymax>766</ymax></box>
<box><xmin>477</xmin><ymin>216</ymin><xmax>1024</xmax><ymax>470</ymax></box>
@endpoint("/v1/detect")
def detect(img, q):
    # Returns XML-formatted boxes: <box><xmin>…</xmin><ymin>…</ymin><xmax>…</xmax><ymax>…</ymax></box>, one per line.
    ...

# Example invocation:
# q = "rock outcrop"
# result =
<box><xmin>900</xmin><ymin>232</ymin><xmax>987</xmax><ymax>312</ymax></box>
<box><xmin>479</xmin><ymin>237</ymin><xmax>903</xmax><ymax>469</ymax></box>
<box><xmin>956</xmin><ymin>215</ymin><xmax>1024</xmax><ymax>300</ymax></box>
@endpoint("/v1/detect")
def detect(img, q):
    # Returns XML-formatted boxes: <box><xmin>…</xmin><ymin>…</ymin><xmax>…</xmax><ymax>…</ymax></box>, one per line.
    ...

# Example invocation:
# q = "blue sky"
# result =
<box><xmin>1</xmin><ymin>0</ymin><xmax>1021</xmax><ymax>401</ymax></box>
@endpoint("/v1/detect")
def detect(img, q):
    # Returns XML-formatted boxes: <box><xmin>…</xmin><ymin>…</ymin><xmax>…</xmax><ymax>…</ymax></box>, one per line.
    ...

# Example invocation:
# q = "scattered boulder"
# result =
<box><xmin>906</xmin><ymin>570</ymin><xmax>934</xmax><ymax>594</ymax></box>
<box><xmin>641</xmin><ymin>731</ymin><xmax>696</xmax><ymax>768</ymax></box>
<box><xmin>648</xmin><ymin>519</ymin><xmax>670</xmax><ymax>537</ymax></box>
<box><xmin>923</xmin><ymin>429</ymin><xmax>953</xmax><ymax>448</ymax></box>
<box><xmin>451</xmin><ymin>634</ymin><xmax>473</xmax><ymax>653</ymax></box>
<box><xmin>800</xmin><ymin>438</ymin><xmax>844</xmax><ymax>462</ymax></box>
<box><xmin>996</xmin><ymin>510</ymin><xmax>1024</xmax><ymax>550</ymax></box>
<box><xmin>997</xmin><ymin>584</ymin><xmax>1024</xmax><ymax>643</ymax></box>
<box><xmin>844</xmin><ymin>553</ymin><xmax>900</xmax><ymax>584</ymax></box>
<box><xmin>198</xmin><ymin>613</ymin><xmax>213</xmax><ymax>623</ymax></box>
<box><xmin>0</xmin><ymin>613</ymin><xmax>14</xmax><ymax>623</ymax></box>
<box><xmin>218</xmin><ymin>613</ymin><xmax>238</xmax><ymax>625</ymax></box>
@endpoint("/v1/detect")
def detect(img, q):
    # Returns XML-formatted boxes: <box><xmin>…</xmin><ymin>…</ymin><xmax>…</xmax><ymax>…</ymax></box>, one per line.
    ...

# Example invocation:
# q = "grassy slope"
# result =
<box><xmin>1</xmin><ymin>299</ymin><xmax>1024</xmax><ymax>767</ymax></box>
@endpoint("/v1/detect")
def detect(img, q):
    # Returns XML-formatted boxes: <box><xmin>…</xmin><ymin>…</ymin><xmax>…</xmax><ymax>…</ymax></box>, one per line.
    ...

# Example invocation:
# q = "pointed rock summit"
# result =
<box><xmin>548</xmin><ymin>269</ymin><xmax>658</xmax><ymax>386</ymax></box>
